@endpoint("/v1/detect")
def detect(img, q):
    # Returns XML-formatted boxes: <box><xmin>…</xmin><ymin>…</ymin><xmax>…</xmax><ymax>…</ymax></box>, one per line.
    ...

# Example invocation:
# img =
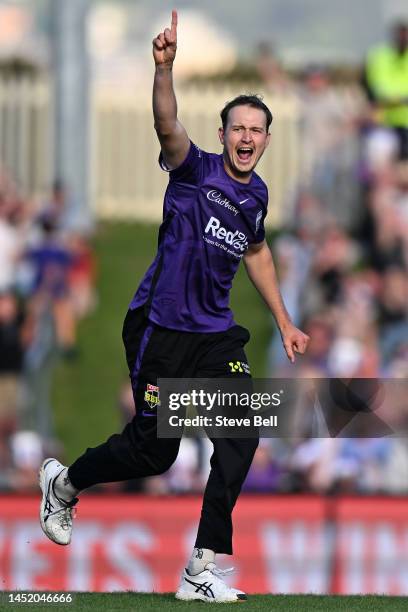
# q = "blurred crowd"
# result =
<box><xmin>0</xmin><ymin>176</ymin><xmax>96</xmax><ymax>492</ymax></box>
<box><xmin>262</xmin><ymin>21</ymin><xmax>408</xmax><ymax>496</ymax></box>
<box><xmin>1</xmin><ymin>22</ymin><xmax>407</xmax><ymax>496</ymax></box>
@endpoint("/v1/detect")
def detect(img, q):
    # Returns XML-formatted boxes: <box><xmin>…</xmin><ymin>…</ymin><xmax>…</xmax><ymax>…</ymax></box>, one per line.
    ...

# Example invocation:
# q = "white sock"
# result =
<box><xmin>187</xmin><ymin>548</ymin><xmax>215</xmax><ymax>575</ymax></box>
<box><xmin>53</xmin><ymin>467</ymin><xmax>79</xmax><ymax>502</ymax></box>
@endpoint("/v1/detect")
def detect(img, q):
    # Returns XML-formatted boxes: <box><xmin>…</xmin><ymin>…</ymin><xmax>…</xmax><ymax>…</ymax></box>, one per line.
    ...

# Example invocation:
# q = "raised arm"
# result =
<box><xmin>152</xmin><ymin>10</ymin><xmax>190</xmax><ymax>170</ymax></box>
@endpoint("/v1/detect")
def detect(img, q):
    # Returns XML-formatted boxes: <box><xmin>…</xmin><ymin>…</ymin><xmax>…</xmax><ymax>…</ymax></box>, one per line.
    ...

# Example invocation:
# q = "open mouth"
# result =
<box><xmin>237</xmin><ymin>147</ymin><xmax>254</xmax><ymax>163</ymax></box>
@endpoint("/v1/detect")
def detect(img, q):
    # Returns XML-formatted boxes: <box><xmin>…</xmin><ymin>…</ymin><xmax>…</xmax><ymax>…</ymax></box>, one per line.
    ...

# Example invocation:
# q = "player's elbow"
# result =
<box><xmin>154</xmin><ymin>120</ymin><xmax>178</xmax><ymax>138</ymax></box>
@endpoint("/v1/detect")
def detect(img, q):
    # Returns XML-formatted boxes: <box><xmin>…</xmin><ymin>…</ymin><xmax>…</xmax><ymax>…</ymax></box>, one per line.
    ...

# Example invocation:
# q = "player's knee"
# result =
<box><xmin>150</xmin><ymin>450</ymin><xmax>178</xmax><ymax>475</ymax></box>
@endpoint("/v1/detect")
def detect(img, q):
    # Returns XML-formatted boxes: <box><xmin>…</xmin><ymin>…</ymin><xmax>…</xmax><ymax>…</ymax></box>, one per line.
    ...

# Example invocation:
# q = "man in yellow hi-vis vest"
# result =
<box><xmin>363</xmin><ymin>21</ymin><xmax>408</xmax><ymax>159</ymax></box>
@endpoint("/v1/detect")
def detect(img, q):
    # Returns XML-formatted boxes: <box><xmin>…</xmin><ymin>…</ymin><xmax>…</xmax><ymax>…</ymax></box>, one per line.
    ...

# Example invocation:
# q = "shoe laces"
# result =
<box><xmin>49</xmin><ymin>497</ymin><xmax>78</xmax><ymax>531</ymax></box>
<box><xmin>206</xmin><ymin>563</ymin><xmax>235</xmax><ymax>578</ymax></box>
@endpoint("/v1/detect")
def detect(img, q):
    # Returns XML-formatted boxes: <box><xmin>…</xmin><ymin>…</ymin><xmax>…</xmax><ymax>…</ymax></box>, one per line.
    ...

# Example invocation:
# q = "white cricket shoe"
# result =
<box><xmin>39</xmin><ymin>458</ymin><xmax>78</xmax><ymax>545</ymax></box>
<box><xmin>175</xmin><ymin>563</ymin><xmax>247</xmax><ymax>603</ymax></box>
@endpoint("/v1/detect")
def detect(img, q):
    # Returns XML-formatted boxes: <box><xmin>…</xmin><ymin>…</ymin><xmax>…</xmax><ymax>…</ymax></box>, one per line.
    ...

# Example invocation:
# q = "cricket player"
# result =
<box><xmin>39</xmin><ymin>11</ymin><xmax>309</xmax><ymax>603</ymax></box>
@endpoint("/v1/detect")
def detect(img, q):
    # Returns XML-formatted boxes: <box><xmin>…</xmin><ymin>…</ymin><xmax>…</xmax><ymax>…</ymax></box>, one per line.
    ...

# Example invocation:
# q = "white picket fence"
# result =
<box><xmin>0</xmin><ymin>77</ymin><xmax>52</xmax><ymax>200</ymax></box>
<box><xmin>0</xmin><ymin>77</ymin><xmax>303</xmax><ymax>226</ymax></box>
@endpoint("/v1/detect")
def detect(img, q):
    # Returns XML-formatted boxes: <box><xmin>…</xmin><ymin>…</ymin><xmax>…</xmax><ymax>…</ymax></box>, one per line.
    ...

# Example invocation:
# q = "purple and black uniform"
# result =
<box><xmin>130</xmin><ymin>141</ymin><xmax>268</xmax><ymax>332</ymax></box>
<box><xmin>69</xmin><ymin>141</ymin><xmax>265</xmax><ymax>555</ymax></box>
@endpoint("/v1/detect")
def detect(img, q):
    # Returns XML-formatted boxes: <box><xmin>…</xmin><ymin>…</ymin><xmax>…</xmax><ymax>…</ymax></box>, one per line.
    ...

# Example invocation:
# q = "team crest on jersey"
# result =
<box><xmin>144</xmin><ymin>383</ymin><xmax>160</xmax><ymax>409</ymax></box>
<box><xmin>255</xmin><ymin>210</ymin><xmax>263</xmax><ymax>234</ymax></box>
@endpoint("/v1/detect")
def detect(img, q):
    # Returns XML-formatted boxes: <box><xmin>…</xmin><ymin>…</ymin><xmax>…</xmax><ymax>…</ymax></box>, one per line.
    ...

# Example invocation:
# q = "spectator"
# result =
<box><xmin>67</xmin><ymin>234</ymin><xmax>97</xmax><ymax>320</ymax></box>
<box><xmin>298</xmin><ymin>66</ymin><xmax>360</xmax><ymax>225</ymax></box>
<box><xmin>242</xmin><ymin>440</ymin><xmax>284</xmax><ymax>493</ymax></box>
<box><xmin>362</xmin><ymin>21</ymin><xmax>408</xmax><ymax>160</ymax></box>
<box><xmin>25</xmin><ymin>218</ymin><xmax>77</xmax><ymax>356</ymax></box>
<box><xmin>0</xmin><ymin>291</ymin><xmax>27</xmax><ymax>433</ymax></box>
<box><xmin>254</xmin><ymin>41</ymin><xmax>294</xmax><ymax>95</ymax></box>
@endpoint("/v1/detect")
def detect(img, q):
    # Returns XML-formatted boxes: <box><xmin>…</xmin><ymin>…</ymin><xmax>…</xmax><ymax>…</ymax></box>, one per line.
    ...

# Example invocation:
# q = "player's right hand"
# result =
<box><xmin>152</xmin><ymin>10</ymin><xmax>178</xmax><ymax>67</ymax></box>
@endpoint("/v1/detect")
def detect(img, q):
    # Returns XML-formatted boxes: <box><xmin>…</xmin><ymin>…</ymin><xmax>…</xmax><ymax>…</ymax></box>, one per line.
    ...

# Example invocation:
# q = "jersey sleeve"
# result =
<box><xmin>253</xmin><ymin>185</ymin><xmax>268</xmax><ymax>243</ymax></box>
<box><xmin>158</xmin><ymin>141</ymin><xmax>204</xmax><ymax>185</ymax></box>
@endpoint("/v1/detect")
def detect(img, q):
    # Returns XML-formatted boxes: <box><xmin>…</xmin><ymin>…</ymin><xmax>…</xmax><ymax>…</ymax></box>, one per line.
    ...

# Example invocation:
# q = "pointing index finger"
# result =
<box><xmin>171</xmin><ymin>9</ymin><xmax>178</xmax><ymax>35</ymax></box>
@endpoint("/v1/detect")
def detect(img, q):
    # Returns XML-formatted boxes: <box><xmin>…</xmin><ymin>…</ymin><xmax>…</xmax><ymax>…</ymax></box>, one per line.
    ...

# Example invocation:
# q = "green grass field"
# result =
<box><xmin>52</xmin><ymin>222</ymin><xmax>273</xmax><ymax>462</ymax></box>
<box><xmin>1</xmin><ymin>593</ymin><xmax>408</xmax><ymax>611</ymax></box>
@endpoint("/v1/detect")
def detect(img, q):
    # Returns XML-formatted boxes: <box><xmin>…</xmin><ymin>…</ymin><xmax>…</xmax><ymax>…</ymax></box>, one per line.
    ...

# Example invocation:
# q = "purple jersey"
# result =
<box><xmin>130</xmin><ymin>142</ymin><xmax>268</xmax><ymax>332</ymax></box>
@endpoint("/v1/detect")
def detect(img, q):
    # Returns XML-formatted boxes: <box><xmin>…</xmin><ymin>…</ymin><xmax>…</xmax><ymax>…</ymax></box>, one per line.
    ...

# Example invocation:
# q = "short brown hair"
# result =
<box><xmin>220</xmin><ymin>94</ymin><xmax>273</xmax><ymax>131</ymax></box>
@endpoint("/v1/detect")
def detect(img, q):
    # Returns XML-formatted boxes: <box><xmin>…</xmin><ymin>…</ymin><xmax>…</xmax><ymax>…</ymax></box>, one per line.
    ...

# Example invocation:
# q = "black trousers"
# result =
<box><xmin>68</xmin><ymin>307</ymin><xmax>258</xmax><ymax>554</ymax></box>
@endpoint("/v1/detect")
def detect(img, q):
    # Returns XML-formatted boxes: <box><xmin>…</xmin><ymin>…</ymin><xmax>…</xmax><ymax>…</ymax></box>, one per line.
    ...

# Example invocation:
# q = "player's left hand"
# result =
<box><xmin>280</xmin><ymin>323</ymin><xmax>310</xmax><ymax>363</ymax></box>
